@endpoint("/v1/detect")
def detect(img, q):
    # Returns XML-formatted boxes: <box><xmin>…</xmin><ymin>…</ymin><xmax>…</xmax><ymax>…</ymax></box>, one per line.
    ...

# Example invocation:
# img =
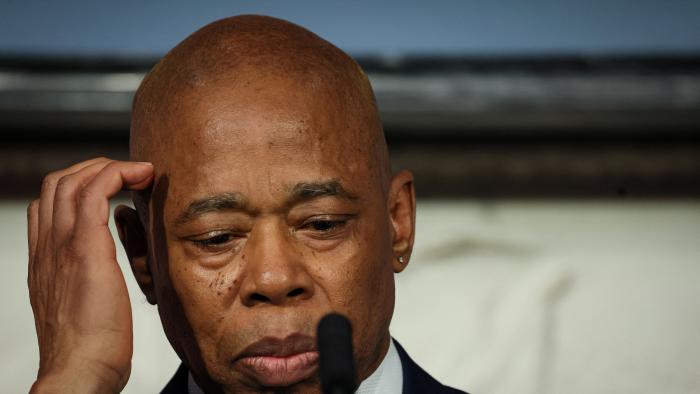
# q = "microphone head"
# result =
<box><xmin>317</xmin><ymin>313</ymin><xmax>358</xmax><ymax>394</ymax></box>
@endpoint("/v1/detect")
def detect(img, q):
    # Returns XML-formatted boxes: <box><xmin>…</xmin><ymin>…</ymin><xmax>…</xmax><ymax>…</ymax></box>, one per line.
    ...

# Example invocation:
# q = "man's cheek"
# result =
<box><xmin>169</xmin><ymin>269</ymin><xmax>234</xmax><ymax>376</ymax></box>
<box><xmin>171</xmin><ymin>269</ymin><xmax>223</xmax><ymax>326</ymax></box>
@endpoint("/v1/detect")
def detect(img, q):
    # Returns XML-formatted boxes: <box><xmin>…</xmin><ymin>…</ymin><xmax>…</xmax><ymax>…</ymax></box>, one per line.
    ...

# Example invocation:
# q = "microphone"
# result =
<box><xmin>317</xmin><ymin>313</ymin><xmax>358</xmax><ymax>394</ymax></box>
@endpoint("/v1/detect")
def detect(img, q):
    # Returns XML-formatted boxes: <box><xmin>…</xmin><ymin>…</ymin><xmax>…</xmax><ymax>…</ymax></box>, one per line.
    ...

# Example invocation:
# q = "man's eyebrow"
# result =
<box><xmin>289</xmin><ymin>180</ymin><xmax>358</xmax><ymax>204</ymax></box>
<box><xmin>174</xmin><ymin>192</ymin><xmax>247</xmax><ymax>226</ymax></box>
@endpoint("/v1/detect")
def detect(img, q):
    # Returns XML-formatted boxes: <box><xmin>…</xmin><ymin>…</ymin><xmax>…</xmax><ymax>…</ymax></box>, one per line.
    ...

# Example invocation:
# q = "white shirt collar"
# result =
<box><xmin>355</xmin><ymin>339</ymin><xmax>403</xmax><ymax>394</ymax></box>
<box><xmin>188</xmin><ymin>339</ymin><xmax>403</xmax><ymax>394</ymax></box>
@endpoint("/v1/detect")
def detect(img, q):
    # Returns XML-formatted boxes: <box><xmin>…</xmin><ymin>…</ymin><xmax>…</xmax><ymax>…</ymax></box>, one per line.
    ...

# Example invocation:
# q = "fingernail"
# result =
<box><xmin>136</xmin><ymin>162</ymin><xmax>153</xmax><ymax>167</ymax></box>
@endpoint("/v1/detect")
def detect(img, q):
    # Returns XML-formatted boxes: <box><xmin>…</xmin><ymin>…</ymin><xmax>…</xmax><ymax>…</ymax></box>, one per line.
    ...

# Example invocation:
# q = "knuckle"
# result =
<box><xmin>54</xmin><ymin>175</ymin><xmax>73</xmax><ymax>194</ymax></box>
<box><xmin>27</xmin><ymin>199</ymin><xmax>39</xmax><ymax>216</ymax></box>
<box><xmin>78</xmin><ymin>185</ymin><xmax>96</xmax><ymax>201</ymax></box>
<box><xmin>103</xmin><ymin>160</ymin><xmax>120</xmax><ymax>173</ymax></box>
<box><xmin>41</xmin><ymin>173</ymin><xmax>60</xmax><ymax>193</ymax></box>
<box><xmin>55</xmin><ymin>172</ymin><xmax>85</xmax><ymax>196</ymax></box>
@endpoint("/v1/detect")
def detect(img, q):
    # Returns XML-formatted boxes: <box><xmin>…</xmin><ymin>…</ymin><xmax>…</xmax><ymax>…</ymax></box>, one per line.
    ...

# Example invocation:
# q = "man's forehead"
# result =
<box><xmin>138</xmin><ymin>74</ymin><xmax>381</xmax><ymax>217</ymax></box>
<box><xmin>162</xmin><ymin>104</ymin><xmax>363</xmax><ymax>195</ymax></box>
<box><xmin>164</xmin><ymin>152</ymin><xmax>361</xmax><ymax>197</ymax></box>
<box><xmin>163</xmin><ymin>75</ymin><xmax>354</xmax><ymax>149</ymax></box>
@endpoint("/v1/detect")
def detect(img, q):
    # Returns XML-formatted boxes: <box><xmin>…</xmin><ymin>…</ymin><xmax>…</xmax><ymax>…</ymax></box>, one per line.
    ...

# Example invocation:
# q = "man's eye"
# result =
<box><xmin>303</xmin><ymin>219</ymin><xmax>347</xmax><ymax>233</ymax></box>
<box><xmin>193</xmin><ymin>233</ymin><xmax>234</xmax><ymax>248</ymax></box>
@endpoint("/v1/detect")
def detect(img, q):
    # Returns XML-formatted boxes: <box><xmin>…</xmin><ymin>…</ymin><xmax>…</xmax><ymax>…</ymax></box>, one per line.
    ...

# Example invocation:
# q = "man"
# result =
<box><xmin>26</xmin><ymin>15</ymin><xmax>465</xmax><ymax>393</ymax></box>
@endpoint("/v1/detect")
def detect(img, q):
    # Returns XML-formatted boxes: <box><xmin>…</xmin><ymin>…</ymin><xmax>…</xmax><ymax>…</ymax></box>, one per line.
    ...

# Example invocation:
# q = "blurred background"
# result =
<box><xmin>1</xmin><ymin>1</ymin><xmax>699</xmax><ymax>393</ymax></box>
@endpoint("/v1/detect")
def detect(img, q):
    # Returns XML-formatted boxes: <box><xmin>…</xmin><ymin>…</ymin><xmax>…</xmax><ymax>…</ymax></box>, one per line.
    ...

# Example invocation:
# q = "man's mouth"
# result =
<box><xmin>234</xmin><ymin>333</ymin><xmax>319</xmax><ymax>387</ymax></box>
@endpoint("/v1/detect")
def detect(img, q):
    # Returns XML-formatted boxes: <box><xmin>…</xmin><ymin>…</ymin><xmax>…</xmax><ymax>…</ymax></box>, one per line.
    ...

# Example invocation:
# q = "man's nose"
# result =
<box><xmin>239</xmin><ymin>220</ymin><xmax>314</xmax><ymax>307</ymax></box>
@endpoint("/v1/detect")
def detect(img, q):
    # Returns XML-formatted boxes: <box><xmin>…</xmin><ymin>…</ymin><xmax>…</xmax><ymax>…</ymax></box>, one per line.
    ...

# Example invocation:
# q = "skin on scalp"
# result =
<box><xmin>125</xmin><ymin>15</ymin><xmax>412</xmax><ymax>393</ymax></box>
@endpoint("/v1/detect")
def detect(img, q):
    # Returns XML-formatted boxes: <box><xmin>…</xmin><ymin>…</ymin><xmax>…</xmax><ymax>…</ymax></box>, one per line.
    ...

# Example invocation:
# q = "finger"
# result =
<box><xmin>74</xmin><ymin>162</ymin><xmax>154</xmax><ymax>234</ymax></box>
<box><xmin>36</xmin><ymin>157</ymin><xmax>111</xmax><ymax>249</ymax></box>
<box><xmin>27</xmin><ymin>199</ymin><xmax>39</xmax><ymax>272</ymax></box>
<box><xmin>52</xmin><ymin>160</ymin><xmax>114</xmax><ymax>243</ymax></box>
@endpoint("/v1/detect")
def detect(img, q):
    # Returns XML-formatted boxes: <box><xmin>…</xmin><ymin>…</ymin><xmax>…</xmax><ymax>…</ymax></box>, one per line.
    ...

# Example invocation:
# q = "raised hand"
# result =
<box><xmin>27</xmin><ymin>158</ymin><xmax>154</xmax><ymax>393</ymax></box>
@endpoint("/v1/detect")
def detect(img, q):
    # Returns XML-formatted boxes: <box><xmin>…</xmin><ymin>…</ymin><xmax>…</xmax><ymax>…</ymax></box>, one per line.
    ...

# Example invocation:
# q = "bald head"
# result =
<box><xmin>130</xmin><ymin>14</ymin><xmax>389</xmax><ymax>187</ymax></box>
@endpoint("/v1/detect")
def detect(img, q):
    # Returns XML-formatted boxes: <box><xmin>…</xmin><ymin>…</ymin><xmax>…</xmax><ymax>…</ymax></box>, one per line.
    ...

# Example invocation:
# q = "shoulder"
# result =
<box><xmin>393</xmin><ymin>339</ymin><xmax>468</xmax><ymax>394</ymax></box>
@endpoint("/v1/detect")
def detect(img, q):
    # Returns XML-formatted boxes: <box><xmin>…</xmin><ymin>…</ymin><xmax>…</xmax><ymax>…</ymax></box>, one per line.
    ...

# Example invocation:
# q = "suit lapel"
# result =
<box><xmin>393</xmin><ymin>339</ymin><xmax>467</xmax><ymax>394</ymax></box>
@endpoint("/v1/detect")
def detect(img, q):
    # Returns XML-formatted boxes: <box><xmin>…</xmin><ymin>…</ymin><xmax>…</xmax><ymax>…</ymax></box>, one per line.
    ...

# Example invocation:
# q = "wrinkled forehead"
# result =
<box><xmin>148</xmin><ymin>78</ymin><xmax>378</xmax><ymax>211</ymax></box>
<box><xmin>168</xmin><ymin>75</ymin><xmax>370</xmax><ymax>161</ymax></box>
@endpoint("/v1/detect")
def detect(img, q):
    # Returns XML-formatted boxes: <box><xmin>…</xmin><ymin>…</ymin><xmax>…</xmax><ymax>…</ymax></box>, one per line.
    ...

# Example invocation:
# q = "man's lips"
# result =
<box><xmin>234</xmin><ymin>333</ymin><xmax>319</xmax><ymax>387</ymax></box>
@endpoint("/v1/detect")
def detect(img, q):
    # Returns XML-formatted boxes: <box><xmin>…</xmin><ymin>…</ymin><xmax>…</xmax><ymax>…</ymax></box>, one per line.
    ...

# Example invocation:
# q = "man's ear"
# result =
<box><xmin>114</xmin><ymin>204</ymin><xmax>157</xmax><ymax>305</ymax></box>
<box><xmin>387</xmin><ymin>170</ymin><xmax>416</xmax><ymax>273</ymax></box>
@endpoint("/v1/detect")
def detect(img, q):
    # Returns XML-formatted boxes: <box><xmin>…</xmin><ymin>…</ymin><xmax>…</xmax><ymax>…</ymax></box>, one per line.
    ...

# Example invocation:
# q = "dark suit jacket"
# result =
<box><xmin>392</xmin><ymin>340</ymin><xmax>466</xmax><ymax>394</ymax></box>
<box><xmin>162</xmin><ymin>339</ymin><xmax>467</xmax><ymax>393</ymax></box>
